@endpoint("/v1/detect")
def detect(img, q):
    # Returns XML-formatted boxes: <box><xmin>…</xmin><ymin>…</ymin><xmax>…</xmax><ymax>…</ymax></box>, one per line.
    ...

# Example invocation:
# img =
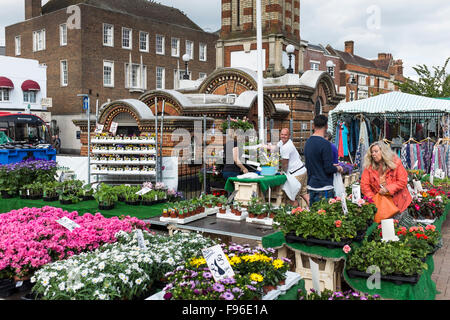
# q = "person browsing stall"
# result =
<box><xmin>277</xmin><ymin>128</ymin><xmax>309</xmax><ymax>207</ymax></box>
<box><xmin>222</xmin><ymin>132</ymin><xmax>249</xmax><ymax>180</ymax></box>
<box><xmin>304</xmin><ymin>115</ymin><xmax>343</xmax><ymax>206</ymax></box>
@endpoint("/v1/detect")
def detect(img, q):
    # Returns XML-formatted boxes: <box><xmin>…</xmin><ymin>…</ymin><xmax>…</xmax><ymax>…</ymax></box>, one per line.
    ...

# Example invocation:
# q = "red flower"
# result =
<box><xmin>334</xmin><ymin>220</ymin><xmax>342</xmax><ymax>228</ymax></box>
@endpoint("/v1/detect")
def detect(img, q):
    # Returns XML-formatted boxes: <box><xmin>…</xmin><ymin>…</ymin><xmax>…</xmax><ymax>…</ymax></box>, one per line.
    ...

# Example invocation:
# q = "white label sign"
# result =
<box><xmin>109</xmin><ymin>121</ymin><xmax>118</xmax><ymax>136</ymax></box>
<box><xmin>202</xmin><ymin>245</ymin><xmax>235</xmax><ymax>282</ymax></box>
<box><xmin>381</xmin><ymin>219</ymin><xmax>399</xmax><ymax>242</ymax></box>
<box><xmin>413</xmin><ymin>180</ymin><xmax>423</xmax><ymax>193</ymax></box>
<box><xmin>309</xmin><ymin>258</ymin><xmax>321</xmax><ymax>296</ymax></box>
<box><xmin>95</xmin><ymin>124</ymin><xmax>104</xmax><ymax>134</ymax></box>
<box><xmin>135</xmin><ymin>187</ymin><xmax>152</xmax><ymax>196</ymax></box>
<box><xmin>135</xmin><ymin>229</ymin><xmax>147</xmax><ymax>250</ymax></box>
<box><xmin>56</xmin><ymin>217</ymin><xmax>81</xmax><ymax>232</ymax></box>
<box><xmin>351</xmin><ymin>184</ymin><xmax>361</xmax><ymax>204</ymax></box>
<box><xmin>341</xmin><ymin>195</ymin><xmax>348</xmax><ymax>215</ymax></box>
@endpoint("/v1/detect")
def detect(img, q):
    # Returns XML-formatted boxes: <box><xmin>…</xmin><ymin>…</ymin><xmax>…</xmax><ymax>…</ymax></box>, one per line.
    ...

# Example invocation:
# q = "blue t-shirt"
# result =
<box><xmin>304</xmin><ymin>136</ymin><xmax>338</xmax><ymax>190</ymax></box>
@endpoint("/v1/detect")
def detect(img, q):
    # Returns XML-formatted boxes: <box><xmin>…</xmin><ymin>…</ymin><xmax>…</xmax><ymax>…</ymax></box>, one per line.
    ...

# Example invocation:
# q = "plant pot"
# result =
<box><xmin>60</xmin><ymin>199</ymin><xmax>73</xmax><ymax>205</ymax></box>
<box><xmin>258</xmin><ymin>213</ymin><xmax>267</xmax><ymax>219</ymax></box>
<box><xmin>346</xmin><ymin>269</ymin><xmax>420</xmax><ymax>285</ymax></box>
<box><xmin>217</xmin><ymin>203</ymin><xmax>222</xmax><ymax>208</ymax></box>
<box><xmin>118</xmin><ymin>196</ymin><xmax>125</xmax><ymax>202</ymax></box>
<box><xmin>0</xmin><ymin>279</ymin><xmax>16</xmax><ymax>298</ymax></box>
<box><xmin>278</xmin><ymin>279</ymin><xmax>285</xmax><ymax>286</ymax></box>
<box><xmin>249</xmin><ymin>213</ymin><xmax>256</xmax><ymax>218</ymax></box>
<box><xmin>21</xmin><ymin>292</ymin><xmax>40</xmax><ymax>300</ymax></box>
<box><xmin>219</xmin><ymin>208</ymin><xmax>226</xmax><ymax>214</ymax></box>
<box><xmin>142</xmin><ymin>200</ymin><xmax>156</xmax><ymax>206</ymax></box>
<box><xmin>29</xmin><ymin>194</ymin><xmax>43</xmax><ymax>200</ymax></box>
<box><xmin>15</xmin><ymin>279</ymin><xmax>33</xmax><ymax>293</ymax></box>
<box><xmin>1</xmin><ymin>191</ymin><xmax>17</xmax><ymax>199</ymax></box>
<box><xmin>20</xmin><ymin>194</ymin><xmax>29</xmax><ymax>199</ymax></box>
<box><xmin>162</xmin><ymin>211</ymin><xmax>170</xmax><ymax>218</ymax></box>
<box><xmin>263</xmin><ymin>285</ymin><xmax>276</xmax><ymax>294</ymax></box>
<box><xmin>125</xmin><ymin>200</ymin><xmax>141</xmax><ymax>206</ymax></box>
<box><xmin>98</xmin><ymin>203</ymin><xmax>115</xmax><ymax>210</ymax></box>
<box><xmin>82</xmin><ymin>195</ymin><xmax>95</xmax><ymax>201</ymax></box>
<box><xmin>179</xmin><ymin>214</ymin><xmax>186</xmax><ymax>219</ymax></box>
<box><xmin>235</xmin><ymin>211</ymin><xmax>242</xmax><ymax>216</ymax></box>
<box><xmin>170</xmin><ymin>212</ymin><xmax>178</xmax><ymax>218</ymax></box>
<box><xmin>206</xmin><ymin>204</ymin><xmax>212</xmax><ymax>208</ymax></box>
<box><xmin>43</xmin><ymin>196</ymin><xmax>59</xmax><ymax>202</ymax></box>
<box><xmin>270</xmin><ymin>213</ymin><xmax>276</xmax><ymax>219</ymax></box>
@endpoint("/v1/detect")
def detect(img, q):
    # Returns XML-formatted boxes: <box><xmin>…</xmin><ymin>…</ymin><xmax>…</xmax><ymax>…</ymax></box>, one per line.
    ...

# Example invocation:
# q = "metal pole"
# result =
<box><xmin>87</xmin><ymin>97</ymin><xmax>91</xmax><ymax>185</ymax></box>
<box><xmin>203</xmin><ymin>115</ymin><xmax>207</xmax><ymax>195</ymax></box>
<box><xmin>160</xmin><ymin>100</ymin><xmax>165</xmax><ymax>183</ymax></box>
<box><xmin>256</xmin><ymin>0</ymin><xmax>265</xmax><ymax>144</ymax></box>
<box><xmin>154</xmin><ymin>97</ymin><xmax>158</xmax><ymax>182</ymax></box>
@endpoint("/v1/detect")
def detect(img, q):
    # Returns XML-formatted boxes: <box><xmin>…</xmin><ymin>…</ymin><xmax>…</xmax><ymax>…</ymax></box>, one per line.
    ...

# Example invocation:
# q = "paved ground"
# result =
<box><xmin>431</xmin><ymin>216</ymin><xmax>450</xmax><ymax>300</ymax></box>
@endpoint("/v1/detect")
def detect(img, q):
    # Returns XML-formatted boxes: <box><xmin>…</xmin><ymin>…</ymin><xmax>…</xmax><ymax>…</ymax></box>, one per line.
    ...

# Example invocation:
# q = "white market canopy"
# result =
<box><xmin>329</xmin><ymin>91</ymin><xmax>450</xmax><ymax>129</ymax></box>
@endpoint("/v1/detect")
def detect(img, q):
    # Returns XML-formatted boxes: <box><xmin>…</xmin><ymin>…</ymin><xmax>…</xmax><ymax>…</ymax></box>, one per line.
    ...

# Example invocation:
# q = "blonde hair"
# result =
<box><xmin>363</xmin><ymin>141</ymin><xmax>397</xmax><ymax>171</ymax></box>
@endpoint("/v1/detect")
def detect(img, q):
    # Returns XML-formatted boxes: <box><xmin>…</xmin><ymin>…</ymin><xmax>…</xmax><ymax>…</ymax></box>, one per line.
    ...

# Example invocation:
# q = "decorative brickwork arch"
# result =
<box><xmin>98</xmin><ymin>99</ymin><xmax>154</xmax><ymax>132</ymax></box>
<box><xmin>198</xmin><ymin>68</ymin><xmax>257</xmax><ymax>95</ymax></box>
<box><xmin>246</xmin><ymin>94</ymin><xmax>278</xmax><ymax>129</ymax></box>
<box><xmin>139</xmin><ymin>90</ymin><xmax>184</xmax><ymax>116</ymax></box>
<box><xmin>315</xmin><ymin>72</ymin><xmax>339</xmax><ymax>105</ymax></box>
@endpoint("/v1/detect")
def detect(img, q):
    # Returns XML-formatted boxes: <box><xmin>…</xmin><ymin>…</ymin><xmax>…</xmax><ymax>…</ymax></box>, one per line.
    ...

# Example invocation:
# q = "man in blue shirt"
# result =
<box><xmin>304</xmin><ymin>115</ymin><xmax>343</xmax><ymax>206</ymax></box>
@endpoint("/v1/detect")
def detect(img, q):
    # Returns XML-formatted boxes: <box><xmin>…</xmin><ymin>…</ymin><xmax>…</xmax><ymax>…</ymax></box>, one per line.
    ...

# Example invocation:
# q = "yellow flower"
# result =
<box><xmin>190</xmin><ymin>257</ymin><xmax>206</xmax><ymax>268</ymax></box>
<box><xmin>229</xmin><ymin>256</ymin><xmax>242</xmax><ymax>266</ymax></box>
<box><xmin>272</xmin><ymin>259</ymin><xmax>284</xmax><ymax>269</ymax></box>
<box><xmin>250</xmin><ymin>273</ymin><xmax>264</xmax><ymax>282</ymax></box>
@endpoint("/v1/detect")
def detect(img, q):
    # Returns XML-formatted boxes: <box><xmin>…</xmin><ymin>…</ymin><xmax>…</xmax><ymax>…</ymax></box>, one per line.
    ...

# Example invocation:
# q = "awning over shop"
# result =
<box><xmin>0</xmin><ymin>77</ymin><xmax>14</xmax><ymax>89</ymax></box>
<box><xmin>21</xmin><ymin>80</ymin><xmax>41</xmax><ymax>91</ymax></box>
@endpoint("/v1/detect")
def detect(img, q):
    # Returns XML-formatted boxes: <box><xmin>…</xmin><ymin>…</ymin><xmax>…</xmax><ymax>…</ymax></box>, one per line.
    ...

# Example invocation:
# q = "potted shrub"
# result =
<box><xmin>82</xmin><ymin>184</ymin><xmax>95</xmax><ymax>201</ymax></box>
<box><xmin>94</xmin><ymin>183</ymin><xmax>118</xmax><ymax>210</ymax></box>
<box><xmin>123</xmin><ymin>185</ymin><xmax>141</xmax><ymax>206</ymax></box>
<box><xmin>43</xmin><ymin>181</ymin><xmax>59</xmax><ymax>202</ymax></box>
<box><xmin>141</xmin><ymin>190</ymin><xmax>156</xmax><ymax>206</ymax></box>
<box><xmin>28</xmin><ymin>182</ymin><xmax>44</xmax><ymax>200</ymax></box>
<box><xmin>57</xmin><ymin>180</ymin><xmax>83</xmax><ymax>205</ymax></box>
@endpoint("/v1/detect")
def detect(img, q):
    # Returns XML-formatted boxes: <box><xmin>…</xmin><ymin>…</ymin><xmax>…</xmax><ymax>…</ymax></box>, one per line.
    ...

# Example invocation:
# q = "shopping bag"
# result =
<box><xmin>333</xmin><ymin>172</ymin><xmax>345</xmax><ymax>198</ymax></box>
<box><xmin>372</xmin><ymin>193</ymin><xmax>399</xmax><ymax>223</ymax></box>
<box><xmin>282</xmin><ymin>173</ymin><xmax>301</xmax><ymax>201</ymax></box>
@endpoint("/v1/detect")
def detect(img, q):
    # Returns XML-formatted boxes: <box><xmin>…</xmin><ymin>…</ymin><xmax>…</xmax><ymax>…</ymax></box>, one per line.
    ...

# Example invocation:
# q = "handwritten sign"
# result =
<box><xmin>56</xmin><ymin>217</ymin><xmax>81</xmax><ymax>232</ymax></box>
<box><xmin>109</xmin><ymin>121</ymin><xmax>118</xmax><ymax>136</ymax></box>
<box><xmin>202</xmin><ymin>245</ymin><xmax>235</xmax><ymax>282</ymax></box>
<box><xmin>351</xmin><ymin>184</ymin><xmax>361</xmax><ymax>204</ymax></box>
<box><xmin>341</xmin><ymin>195</ymin><xmax>348</xmax><ymax>215</ymax></box>
<box><xmin>95</xmin><ymin>124</ymin><xmax>104</xmax><ymax>134</ymax></box>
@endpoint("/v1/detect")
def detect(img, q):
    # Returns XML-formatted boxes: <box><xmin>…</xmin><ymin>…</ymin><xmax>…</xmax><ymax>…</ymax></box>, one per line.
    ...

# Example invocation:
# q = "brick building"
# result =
<box><xmin>5</xmin><ymin>0</ymin><xmax>218</xmax><ymax>153</ymax></box>
<box><xmin>216</xmin><ymin>0</ymin><xmax>303</xmax><ymax>77</ymax></box>
<box><xmin>326</xmin><ymin>41</ymin><xmax>405</xmax><ymax>102</ymax></box>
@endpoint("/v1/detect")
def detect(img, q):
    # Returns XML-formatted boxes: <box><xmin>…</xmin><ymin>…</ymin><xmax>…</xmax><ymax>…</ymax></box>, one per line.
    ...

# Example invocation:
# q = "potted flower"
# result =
<box><xmin>57</xmin><ymin>180</ymin><xmax>83</xmax><ymax>205</ymax></box>
<box><xmin>94</xmin><ymin>183</ymin><xmax>118</xmax><ymax>210</ymax></box>
<box><xmin>28</xmin><ymin>182</ymin><xmax>44</xmax><ymax>200</ymax></box>
<box><xmin>123</xmin><ymin>185</ymin><xmax>141</xmax><ymax>206</ymax></box>
<box><xmin>43</xmin><ymin>181</ymin><xmax>59</xmax><ymax>202</ymax></box>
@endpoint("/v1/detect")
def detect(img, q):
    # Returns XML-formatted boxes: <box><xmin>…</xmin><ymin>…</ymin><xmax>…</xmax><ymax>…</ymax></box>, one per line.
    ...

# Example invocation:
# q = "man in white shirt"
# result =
<box><xmin>277</xmin><ymin>128</ymin><xmax>309</xmax><ymax>207</ymax></box>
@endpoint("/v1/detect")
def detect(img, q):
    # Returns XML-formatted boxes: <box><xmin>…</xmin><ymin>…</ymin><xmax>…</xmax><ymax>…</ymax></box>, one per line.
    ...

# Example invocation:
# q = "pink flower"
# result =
<box><xmin>328</xmin><ymin>199</ymin><xmax>337</xmax><ymax>204</ymax></box>
<box><xmin>335</xmin><ymin>220</ymin><xmax>342</xmax><ymax>228</ymax></box>
<box><xmin>343</xmin><ymin>245</ymin><xmax>351</xmax><ymax>254</ymax></box>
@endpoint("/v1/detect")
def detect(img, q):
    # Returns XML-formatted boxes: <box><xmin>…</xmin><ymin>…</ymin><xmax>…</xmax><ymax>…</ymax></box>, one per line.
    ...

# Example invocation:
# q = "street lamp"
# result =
<box><xmin>182</xmin><ymin>53</ymin><xmax>190</xmax><ymax>80</ymax></box>
<box><xmin>286</xmin><ymin>44</ymin><xmax>295</xmax><ymax>74</ymax></box>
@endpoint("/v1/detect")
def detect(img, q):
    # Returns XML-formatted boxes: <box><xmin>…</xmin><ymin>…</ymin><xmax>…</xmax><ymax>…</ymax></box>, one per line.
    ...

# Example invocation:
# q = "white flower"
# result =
<box><xmin>98</xmin><ymin>262</ymin><xmax>105</xmax><ymax>270</ymax></box>
<box><xmin>81</xmin><ymin>270</ymin><xmax>88</xmax><ymax>277</ymax></box>
<box><xmin>58</xmin><ymin>282</ymin><xmax>65</xmax><ymax>291</ymax></box>
<box><xmin>135</xmin><ymin>278</ymin><xmax>143</xmax><ymax>285</ymax></box>
<box><xmin>42</xmin><ymin>279</ymin><xmax>49</xmax><ymax>287</ymax></box>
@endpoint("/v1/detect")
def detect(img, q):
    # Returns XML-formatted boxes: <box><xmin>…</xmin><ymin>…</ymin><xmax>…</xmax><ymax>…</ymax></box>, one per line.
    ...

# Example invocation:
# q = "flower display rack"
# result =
<box><xmin>294</xmin><ymin>252</ymin><xmax>344</xmax><ymax>292</ymax></box>
<box><xmin>246</xmin><ymin>216</ymin><xmax>274</xmax><ymax>226</ymax></box>
<box><xmin>346</xmin><ymin>269</ymin><xmax>420</xmax><ymax>285</ymax></box>
<box><xmin>160</xmin><ymin>212</ymin><xmax>208</xmax><ymax>225</ymax></box>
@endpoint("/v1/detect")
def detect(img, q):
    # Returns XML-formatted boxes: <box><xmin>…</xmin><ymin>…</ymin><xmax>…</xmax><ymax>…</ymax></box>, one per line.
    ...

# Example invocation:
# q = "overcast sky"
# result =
<box><xmin>1</xmin><ymin>0</ymin><xmax>449</xmax><ymax>79</ymax></box>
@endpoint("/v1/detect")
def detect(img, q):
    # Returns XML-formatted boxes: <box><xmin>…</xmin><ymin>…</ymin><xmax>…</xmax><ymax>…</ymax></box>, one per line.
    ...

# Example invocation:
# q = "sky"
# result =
<box><xmin>1</xmin><ymin>0</ymin><xmax>449</xmax><ymax>79</ymax></box>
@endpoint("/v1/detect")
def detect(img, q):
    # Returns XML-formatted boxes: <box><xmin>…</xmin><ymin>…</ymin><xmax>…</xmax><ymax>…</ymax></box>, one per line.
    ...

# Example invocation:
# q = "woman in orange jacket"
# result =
<box><xmin>360</xmin><ymin>141</ymin><xmax>412</xmax><ymax>222</ymax></box>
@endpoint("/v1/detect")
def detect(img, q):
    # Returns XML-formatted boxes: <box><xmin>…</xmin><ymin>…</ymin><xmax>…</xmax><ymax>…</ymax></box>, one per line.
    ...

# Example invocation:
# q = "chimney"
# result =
<box><xmin>378</xmin><ymin>53</ymin><xmax>387</xmax><ymax>60</ymax></box>
<box><xmin>345</xmin><ymin>41</ymin><xmax>354</xmax><ymax>55</ymax></box>
<box><xmin>25</xmin><ymin>0</ymin><xmax>42</xmax><ymax>20</ymax></box>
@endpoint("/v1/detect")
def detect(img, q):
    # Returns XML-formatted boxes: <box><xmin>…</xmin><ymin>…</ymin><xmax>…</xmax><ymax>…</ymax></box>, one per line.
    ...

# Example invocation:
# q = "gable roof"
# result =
<box><xmin>42</xmin><ymin>0</ymin><xmax>204</xmax><ymax>31</ymax></box>
<box><xmin>331</xmin><ymin>48</ymin><xmax>376</xmax><ymax>69</ymax></box>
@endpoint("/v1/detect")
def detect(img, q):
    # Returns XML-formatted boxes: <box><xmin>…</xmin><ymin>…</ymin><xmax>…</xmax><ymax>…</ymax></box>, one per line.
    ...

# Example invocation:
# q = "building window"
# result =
<box><xmin>156</xmin><ymin>66</ymin><xmax>165</xmax><ymax>89</ymax></box>
<box><xmin>0</xmin><ymin>89</ymin><xmax>10</xmax><ymax>102</ymax></box>
<box><xmin>186</xmin><ymin>40</ymin><xmax>193</xmax><ymax>60</ymax></box>
<box><xmin>15</xmin><ymin>36</ymin><xmax>21</xmax><ymax>56</ymax></box>
<box><xmin>122</xmin><ymin>27</ymin><xmax>132</xmax><ymax>49</ymax></box>
<box><xmin>359</xmin><ymin>75</ymin><xmax>366</xmax><ymax>86</ymax></box>
<box><xmin>60</xmin><ymin>60</ymin><xmax>68</xmax><ymax>86</ymax></box>
<box><xmin>103</xmin><ymin>24</ymin><xmax>114</xmax><ymax>47</ymax></box>
<box><xmin>103</xmin><ymin>61</ymin><xmax>114</xmax><ymax>87</ymax></box>
<box><xmin>199</xmin><ymin>72</ymin><xmax>207</xmax><ymax>80</ymax></box>
<box><xmin>23</xmin><ymin>91</ymin><xmax>37</xmax><ymax>104</ymax></box>
<box><xmin>349</xmin><ymin>90</ymin><xmax>355</xmax><ymax>101</ymax></box>
<box><xmin>171</xmin><ymin>38</ymin><xmax>180</xmax><ymax>57</ymax></box>
<box><xmin>156</xmin><ymin>35</ymin><xmax>165</xmax><ymax>55</ymax></box>
<box><xmin>125</xmin><ymin>63</ymin><xmax>147</xmax><ymax>89</ymax></box>
<box><xmin>139</xmin><ymin>31</ymin><xmax>149</xmax><ymax>52</ymax></box>
<box><xmin>33</xmin><ymin>29</ymin><xmax>46</xmax><ymax>52</ymax></box>
<box><xmin>60</xmin><ymin>24</ymin><xmax>67</xmax><ymax>46</ymax></box>
<box><xmin>310</xmin><ymin>62</ymin><xmax>319</xmax><ymax>71</ymax></box>
<box><xmin>199</xmin><ymin>43</ymin><xmax>207</xmax><ymax>61</ymax></box>
<box><xmin>327</xmin><ymin>66</ymin><xmax>335</xmax><ymax>77</ymax></box>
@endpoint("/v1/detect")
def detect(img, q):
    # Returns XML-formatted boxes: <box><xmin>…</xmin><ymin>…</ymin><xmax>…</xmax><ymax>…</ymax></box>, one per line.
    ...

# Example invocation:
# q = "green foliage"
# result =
<box><xmin>94</xmin><ymin>183</ymin><xmax>118</xmax><ymax>206</ymax></box>
<box><xmin>56</xmin><ymin>180</ymin><xmax>84</xmax><ymax>203</ymax></box>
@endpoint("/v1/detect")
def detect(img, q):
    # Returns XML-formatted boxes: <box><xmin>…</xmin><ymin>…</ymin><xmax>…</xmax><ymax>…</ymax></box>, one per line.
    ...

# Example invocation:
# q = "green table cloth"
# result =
<box><xmin>224</xmin><ymin>174</ymin><xmax>287</xmax><ymax>194</ymax></box>
<box><xmin>0</xmin><ymin>197</ymin><xmax>165</xmax><ymax>220</ymax></box>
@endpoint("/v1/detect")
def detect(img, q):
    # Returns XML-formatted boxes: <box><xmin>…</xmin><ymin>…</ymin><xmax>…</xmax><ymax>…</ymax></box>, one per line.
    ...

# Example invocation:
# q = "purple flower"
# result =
<box><xmin>220</xmin><ymin>291</ymin><xmax>235</xmax><ymax>300</ymax></box>
<box><xmin>213</xmin><ymin>283</ymin><xmax>225</xmax><ymax>293</ymax></box>
<box><xmin>232</xmin><ymin>287</ymin><xmax>243</xmax><ymax>293</ymax></box>
<box><xmin>191</xmin><ymin>271</ymin><xmax>198</xmax><ymax>278</ymax></box>
<box><xmin>202</xmin><ymin>272</ymin><xmax>213</xmax><ymax>279</ymax></box>
<box><xmin>246</xmin><ymin>285</ymin><xmax>257</xmax><ymax>291</ymax></box>
<box><xmin>193</xmin><ymin>289</ymin><xmax>200</xmax><ymax>295</ymax></box>
<box><xmin>373</xmin><ymin>294</ymin><xmax>380</xmax><ymax>299</ymax></box>
<box><xmin>360</xmin><ymin>296</ymin><xmax>368</xmax><ymax>300</ymax></box>
<box><xmin>163</xmin><ymin>292</ymin><xmax>173</xmax><ymax>300</ymax></box>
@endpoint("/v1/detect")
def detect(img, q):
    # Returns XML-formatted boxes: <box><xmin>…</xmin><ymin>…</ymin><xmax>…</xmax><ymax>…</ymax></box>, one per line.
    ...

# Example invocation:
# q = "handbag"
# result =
<box><xmin>372</xmin><ymin>193</ymin><xmax>399</xmax><ymax>223</ymax></box>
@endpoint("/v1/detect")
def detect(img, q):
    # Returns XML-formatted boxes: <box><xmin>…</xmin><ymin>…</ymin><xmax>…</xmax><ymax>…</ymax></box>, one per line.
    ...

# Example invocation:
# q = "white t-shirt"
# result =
<box><xmin>277</xmin><ymin>140</ymin><xmax>306</xmax><ymax>177</ymax></box>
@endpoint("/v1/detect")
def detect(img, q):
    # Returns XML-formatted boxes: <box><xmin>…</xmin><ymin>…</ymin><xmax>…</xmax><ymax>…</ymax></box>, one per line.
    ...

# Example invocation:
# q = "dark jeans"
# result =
<box><xmin>223</xmin><ymin>171</ymin><xmax>240</xmax><ymax>180</ymax></box>
<box><xmin>309</xmin><ymin>189</ymin><xmax>335</xmax><ymax>207</ymax></box>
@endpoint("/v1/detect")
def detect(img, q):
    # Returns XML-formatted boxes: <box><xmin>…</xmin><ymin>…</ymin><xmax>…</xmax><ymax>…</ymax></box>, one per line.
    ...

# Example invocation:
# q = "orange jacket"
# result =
<box><xmin>360</xmin><ymin>156</ymin><xmax>412</xmax><ymax>213</ymax></box>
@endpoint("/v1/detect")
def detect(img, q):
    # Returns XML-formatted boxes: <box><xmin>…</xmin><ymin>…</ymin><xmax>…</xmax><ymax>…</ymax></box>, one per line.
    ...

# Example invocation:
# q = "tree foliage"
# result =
<box><xmin>395</xmin><ymin>57</ymin><xmax>450</xmax><ymax>98</ymax></box>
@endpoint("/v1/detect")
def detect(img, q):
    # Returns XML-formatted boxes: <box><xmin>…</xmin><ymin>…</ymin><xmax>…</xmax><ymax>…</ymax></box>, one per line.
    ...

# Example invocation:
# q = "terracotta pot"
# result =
<box><xmin>249</xmin><ymin>213</ymin><xmax>256</xmax><ymax>218</ymax></box>
<box><xmin>219</xmin><ymin>208</ymin><xmax>226</xmax><ymax>214</ymax></box>
<box><xmin>170</xmin><ymin>212</ymin><xmax>177</xmax><ymax>218</ymax></box>
<box><xmin>235</xmin><ymin>211</ymin><xmax>242</xmax><ymax>216</ymax></box>
<box><xmin>179</xmin><ymin>214</ymin><xmax>186</xmax><ymax>219</ymax></box>
<box><xmin>270</xmin><ymin>213</ymin><xmax>275</xmax><ymax>219</ymax></box>
<box><xmin>263</xmin><ymin>285</ymin><xmax>276</xmax><ymax>294</ymax></box>
<box><xmin>278</xmin><ymin>279</ymin><xmax>285</xmax><ymax>286</ymax></box>
<box><xmin>162</xmin><ymin>212</ymin><xmax>169</xmax><ymax>218</ymax></box>
<box><xmin>14</xmin><ymin>275</ymin><xmax>30</xmax><ymax>282</ymax></box>
<box><xmin>200</xmin><ymin>207</ymin><xmax>205</xmax><ymax>213</ymax></box>
<box><xmin>206</xmin><ymin>204</ymin><xmax>212</xmax><ymax>208</ymax></box>
<box><xmin>258</xmin><ymin>213</ymin><xmax>267</xmax><ymax>219</ymax></box>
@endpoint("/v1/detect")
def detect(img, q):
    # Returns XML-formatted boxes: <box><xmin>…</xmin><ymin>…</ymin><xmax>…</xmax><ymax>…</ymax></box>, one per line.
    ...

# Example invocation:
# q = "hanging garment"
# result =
<box><xmin>401</xmin><ymin>144</ymin><xmax>408</xmax><ymax>169</ymax></box>
<box><xmin>335</xmin><ymin>124</ymin><xmax>340</xmax><ymax>150</ymax></box>
<box><xmin>338</xmin><ymin>124</ymin><xmax>344</xmax><ymax>158</ymax></box>
<box><xmin>341</xmin><ymin>123</ymin><xmax>349</xmax><ymax>157</ymax></box>
<box><xmin>416</xmin><ymin>144</ymin><xmax>422</xmax><ymax>170</ymax></box>
<box><xmin>365</xmin><ymin>119</ymin><xmax>374</xmax><ymax>144</ymax></box>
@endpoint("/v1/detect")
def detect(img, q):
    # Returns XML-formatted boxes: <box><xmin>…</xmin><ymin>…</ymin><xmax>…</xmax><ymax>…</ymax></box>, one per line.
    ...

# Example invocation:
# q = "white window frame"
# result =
<box><xmin>103</xmin><ymin>60</ymin><xmax>114</xmax><ymax>87</ymax></box>
<box><xmin>199</xmin><ymin>72</ymin><xmax>207</xmax><ymax>80</ymax></box>
<box><xmin>125</xmin><ymin>63</ymin><xmax>147</xmax><ymax>90</ymax></box>
<box><xmin>349</xmin><ymin>90</ymin><xmax>355</xmax><ymax>101</ymax></box>
<box><xmin>33</xmin><ymin>29</ymin><xmax>46</xmax><ymax>52</ymax></box>
<box><xmin>156</xmin><ymin>66</ymin><xmax>165</xmax><ymax>89</ymax></box>
<box><xmin>15</xmin><ymin>36</ymin><xmax>21</xmax><ymax>56</ymax></box>
<box><xmin>122</xmin><ymin>27</ymin><xmax>132</xmax><ymax>50</ymax></box>
<box><xmin>139</xmin><ymin>31</ymin><xmax>149</xmax><ymax>52</ymax></box>
<box><xmin>199</xmin><ymin>43</ymin><xmax>207</xmax><ymax>61</ymax></box>
<box><xmin>0</xmin><ymin>89</ymin><xmax>10</xmax><ymax>102</ymax></box>
<box><xmin>60</xmin><ymin>60</ymin><xmax>68</xmax><ymax>87</ymax></box>
<box><xmin>23</xmin><ymin>91</ymin><xmax>37</xmax><ymax>104</ymax></box>
<box><xmin>60</xmin><ymin>23</ymin><xmax>67</xmax><ymax>46</ymax></box>
<box><xmin>171</xmin><ymin>37</ymin><xmax>180</xmax><ymax>57</ymax></box>
<box><xmin>156</xmin><ymin>35</ymin><xmax>165</xmax><ymax>55</ymax></box>
<box><xmin>185</xmin><ymin>40</ymin><xmax>194</xmax><ymax>60</ymax></box>
<box><xmin>103</xmin><ymin>23</ymin><xmax>114</xmax><ymax>47</ymax></box>
<box><xmin>327</xmin><ymin>66</ymin><xmax>335</xmax><ymax>78</ymax></box>
<box><xmin>359</xmin><ymin>75</ymin><xmax>367</xmax><ymax>86</ymax></box>
<box><xmin>310</xmin><ymin>61</ymin><xmax>320</xmax><ymax>71</ymax></box>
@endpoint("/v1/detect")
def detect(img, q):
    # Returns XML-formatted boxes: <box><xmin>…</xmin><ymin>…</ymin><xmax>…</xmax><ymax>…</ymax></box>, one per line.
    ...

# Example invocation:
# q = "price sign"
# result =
<box><xmin>413</xmin><ymin>180</ymin><xmax>423</xmax><ymax>193</ymax></box>
<box><xmin>202</xmin><ymin>245</ymin><xmax>235</xmax><ymax>282</ymax></box>
<box><xmin>381</xmin><ymin>219</ymin><xmax>399</xmax><ymax>242</ymax></box>
<box><xmin>135</xmin><ymin>187</ymin><xmax>152</xmax><ymax>196</ymax></box>
<box><xmin>109</xmin><ymin>121</ymin><xmax>118</xmax><ymax>136</ymax></box>
<box><xmin>56</xmin><ymin>217</ymin><xmax>81</xmax><ymax>232</ymax></box>
<box><xmin>351</xmin><ymin>184</ymin><xmax>361</xmax><ymax>204</ymax></box>
<box><xmin>341</xmin><ymin>195</ymin><xmax>348</xmax><ymax>215</ymax></box>
<box><xmin>95</xmin><ymin>124</ymin><xmax>104</xmax><ymax>134</ymax></box>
